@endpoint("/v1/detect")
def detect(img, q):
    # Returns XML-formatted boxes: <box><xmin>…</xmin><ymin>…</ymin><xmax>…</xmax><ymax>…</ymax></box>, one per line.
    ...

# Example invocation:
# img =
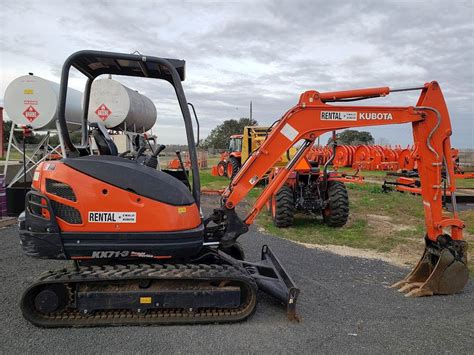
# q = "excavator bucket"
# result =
<box><xmin>392</xmin><ymin>238</ymin><xmax>469</xmax><ymax>297</ymax></box>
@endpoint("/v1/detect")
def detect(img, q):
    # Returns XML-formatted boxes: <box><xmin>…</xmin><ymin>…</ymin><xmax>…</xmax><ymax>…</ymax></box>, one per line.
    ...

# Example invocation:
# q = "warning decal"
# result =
<box><xmin>280</xmin><ymin>123</ymin><xmax>299</xmax><ymax>142</ymax></box>
<box><xmin>23</xmin><ymin>105</ymin><xmax>40</xmax><ymax>122</ymax></box>
<box><xmin>88</xmin><ymin>212</ymin><xmax>136</xmax><ymax>223</ymax></box>
<box><xmin>320</xmin><ymin>111</ymin><xmax>357</xmax><ymax>121</ymax></box>
<box><xmin>95</xmin><ymin>103</ymin><xmax>112</xmax><ymax>121</ymax></box>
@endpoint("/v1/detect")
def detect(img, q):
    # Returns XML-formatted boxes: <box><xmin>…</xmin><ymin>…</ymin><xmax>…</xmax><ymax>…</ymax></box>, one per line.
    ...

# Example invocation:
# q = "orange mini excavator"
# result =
<box><xmin>19</xmin><ymin>50</ymin><xmax>468</xmax><ymax>327</ymax></box>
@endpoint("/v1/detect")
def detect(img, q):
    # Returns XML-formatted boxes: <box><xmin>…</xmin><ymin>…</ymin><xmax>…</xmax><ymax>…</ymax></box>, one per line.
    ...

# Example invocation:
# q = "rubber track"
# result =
<box><xmin>273</xmin><ymin>186</ymin><xmax>295</xmax><ymax>228</ymax></box>
<box><xmin>323</xmin><ymin>181</ymin><xmax>349</xmax><ymax>227</ymax></box>
<box><xmin>21</xmin><ymin>263</ymin><xmax>258</xmax><ymax>328</ymax></box>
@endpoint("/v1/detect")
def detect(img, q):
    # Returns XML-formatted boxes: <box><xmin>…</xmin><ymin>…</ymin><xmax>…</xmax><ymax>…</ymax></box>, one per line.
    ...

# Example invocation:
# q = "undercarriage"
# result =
<box><xmin>20</xmin><ymin>245</ymin><xmax>298</xmax><ymax>327</ymax></box>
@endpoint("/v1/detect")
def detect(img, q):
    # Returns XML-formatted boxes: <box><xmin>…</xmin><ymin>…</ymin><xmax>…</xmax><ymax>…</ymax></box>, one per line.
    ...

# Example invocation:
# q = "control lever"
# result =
<box><xmin>145</xmin><ymin>144</ymin><xmax>166</xmax><ymax>169</ymax></box>
<box><xmin>176</xmin><ymin>151</ymin><xmax>192</xmax><ymax>189</ymax></box>
<box><xmin>135</xmin><ymin>146</ymin><xmax>147</xmax><ymax>159</ymax></box>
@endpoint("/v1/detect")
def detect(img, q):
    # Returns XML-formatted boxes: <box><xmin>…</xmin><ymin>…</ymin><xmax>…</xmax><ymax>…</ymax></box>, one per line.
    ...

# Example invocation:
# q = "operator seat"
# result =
<box><xmin>90</xmin><ymin>122</ymin><xmax>118</xmax><ymax>156</ymax></box>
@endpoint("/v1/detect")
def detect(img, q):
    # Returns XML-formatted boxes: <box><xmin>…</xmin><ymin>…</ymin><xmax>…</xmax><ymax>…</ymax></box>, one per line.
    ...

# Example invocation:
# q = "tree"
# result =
<box><xmin>202</xmin><ymin>117</ymin><xmax>258</xmax><ymax>149</ymax></box>
<box><xmin>328</xmin><ymin>130</ymin><xmax>374</xmax><ymax>146</ymax></box>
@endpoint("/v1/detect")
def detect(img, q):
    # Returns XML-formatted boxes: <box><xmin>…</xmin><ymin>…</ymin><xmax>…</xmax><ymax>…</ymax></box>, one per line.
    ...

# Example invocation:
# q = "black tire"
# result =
<box><xmin>217</xmin><ymin>161</ymin><xmax>227</xmax><ymax>177</ymax></box>
<box><xmin>272</xmin><ymin>185</ymin><xmax>295</xmax><ymax>228</ymax></box>
<box><xmin>228</xmin><ymin>157</ymin><xmax>241</xmax><ymax>180</ymax></box>
<box><xmin>323</xmin><ymin>181</ymin><xmax>349</xmax><ymax>227</ymax></box>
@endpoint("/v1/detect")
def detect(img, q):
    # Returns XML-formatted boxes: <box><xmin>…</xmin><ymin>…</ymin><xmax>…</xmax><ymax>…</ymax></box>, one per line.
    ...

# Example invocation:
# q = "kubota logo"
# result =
<box><xmin>359</xmin><ymin>113</ymin><xmax>393</xmax><ymax>120</ymax></box>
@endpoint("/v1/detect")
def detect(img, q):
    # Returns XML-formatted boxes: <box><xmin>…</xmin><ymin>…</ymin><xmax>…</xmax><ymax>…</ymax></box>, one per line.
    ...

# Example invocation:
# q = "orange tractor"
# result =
<box><xmin>17</xmin><ymin>50</ymin><xmax>468</xmax><ymax>328</ymax></box>
<box><xmin>266</xmin><ymin>143</ymin><xmax>362</xmax><ymax>228</ymax></box>
<box><xmin>216</xmin><ymin>134</ymin><xmax>243</xmax><ymax>178</ymax></box>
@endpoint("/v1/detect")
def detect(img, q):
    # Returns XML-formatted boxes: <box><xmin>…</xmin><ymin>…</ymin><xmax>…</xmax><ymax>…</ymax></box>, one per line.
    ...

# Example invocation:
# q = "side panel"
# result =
<box><xmin>37</xmin><ymin>162</ymin><xmax>202</xmax><ymax>233</ymax></box>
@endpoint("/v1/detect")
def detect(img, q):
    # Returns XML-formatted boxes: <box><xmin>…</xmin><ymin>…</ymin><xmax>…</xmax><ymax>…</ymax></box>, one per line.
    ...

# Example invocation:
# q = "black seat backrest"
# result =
<box><xmin>90</xmin><ymin>122</ymin><xmax>118</xmax><ymax>156</ymax></box>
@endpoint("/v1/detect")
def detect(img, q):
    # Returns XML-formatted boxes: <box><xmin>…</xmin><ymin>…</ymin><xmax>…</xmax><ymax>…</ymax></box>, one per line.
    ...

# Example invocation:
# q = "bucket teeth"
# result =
<box><xmin>397</xmin><ymin>282</ymin><xmax>425</xmax><ymax>294</ymax></box>
<box><xmin>391</xmin><ymin>237</ymin><xmax>469</xmax><ymax>297</ymax></box>
<box><xmin>404</xmin><ymin>287</ymin><xmax>434</xmax><ymax>298</ymax></box>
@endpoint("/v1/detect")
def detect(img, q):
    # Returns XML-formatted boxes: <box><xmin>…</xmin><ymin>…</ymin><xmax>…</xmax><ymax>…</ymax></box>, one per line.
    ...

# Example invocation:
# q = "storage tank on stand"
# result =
<box><xmin>3</xmin><ymin>74</ymin><xmax>83</xmax><ymax>131</ymax></box>
<box><xmin>88</xmin><ymin>78</ymin><xmax>157</xmax><ymax>132</ymax></box>
<box><xmin>3</xmin><ymin>74</ymin><xmax>83</xmax><ymax>215</ymax></box>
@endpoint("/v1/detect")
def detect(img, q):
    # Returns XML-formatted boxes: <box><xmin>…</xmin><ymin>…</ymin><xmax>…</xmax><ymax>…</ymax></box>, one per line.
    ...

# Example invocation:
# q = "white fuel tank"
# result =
<box><xmin>3</xmin><ymin>74</ymin><xmax>83</xmax><ymax>130</ymax></box>
<box><xmin>88</xmin><ymin>78</ymin><xmax>157</xmax><ymax>132</ymax></box>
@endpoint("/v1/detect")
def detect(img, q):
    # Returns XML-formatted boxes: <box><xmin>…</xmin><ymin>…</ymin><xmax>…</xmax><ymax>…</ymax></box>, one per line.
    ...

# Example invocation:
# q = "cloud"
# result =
<box><xmin>0</xmin><ymin>0</ymin><xmax>472</xmax><ymax>147</ymax></box>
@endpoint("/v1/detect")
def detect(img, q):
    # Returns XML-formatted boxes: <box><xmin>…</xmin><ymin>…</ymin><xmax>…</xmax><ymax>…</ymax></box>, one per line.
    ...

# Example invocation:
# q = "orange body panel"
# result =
<box><xmin>167</xmin><ymin>159</ymin><xmax>182</xmax><ymax>169</ymax></box>
<box><xmin>33</xmin><ymin>162</ymin><xmax>201</xmax><ymax>233</ymax></box>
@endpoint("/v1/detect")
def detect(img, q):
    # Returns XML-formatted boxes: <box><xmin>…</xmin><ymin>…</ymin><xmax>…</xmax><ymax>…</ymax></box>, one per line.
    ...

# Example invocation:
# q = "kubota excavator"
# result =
<box><xmin>19</xmin><ymin>50</ymin><xmax>468</xmax><ymax>328</ymax></box>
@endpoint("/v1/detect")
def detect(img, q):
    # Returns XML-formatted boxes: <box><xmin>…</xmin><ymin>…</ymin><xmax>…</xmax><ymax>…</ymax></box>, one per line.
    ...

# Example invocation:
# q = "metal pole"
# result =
<box><xmin>390</xmin><ymin>86</ymin><xmax>425</xmax><ymax>93</ymax></box>
<box><xmin>56</xmin><ymin>120</ymin><xmax>67</xmax><ymax>157</ymax></box>
<box><xmin>3</xmin><ymin>124</ymin><xmax>14</xmax><ymax>176</ymax></box>
<box><xmin>23</xmin><ymin>129</ymin><xmax>27</xmax><ymax>201</ymax></box>
<box><xmin>0</xmin><ymin>107</ymin><xmax>4</xmax><ymax>158</ymax></box>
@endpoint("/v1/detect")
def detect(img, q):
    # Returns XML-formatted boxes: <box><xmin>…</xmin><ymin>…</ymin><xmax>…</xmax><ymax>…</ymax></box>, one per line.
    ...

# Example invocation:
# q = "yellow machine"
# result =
<box><xmin>217</xmin><ymin>126</ymin><xmax>296</xmax><ymax>179</ymax></box>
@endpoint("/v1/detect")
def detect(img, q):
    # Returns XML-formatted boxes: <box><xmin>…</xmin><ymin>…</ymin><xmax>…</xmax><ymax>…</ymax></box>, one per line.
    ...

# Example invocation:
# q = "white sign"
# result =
<box><xmin>88</xmin><ymin>212</ymin><xmax>136</xmax><ymax>223</ymax></box>
<box><xmin>320</xmin><ymin>111</ymin><xmax>357</xmax><ymax>121</ymax></box>
<box><xmin>281</xmin><ymin>123</ymin><xmax>299</xmax><ymax>141</ymax></box>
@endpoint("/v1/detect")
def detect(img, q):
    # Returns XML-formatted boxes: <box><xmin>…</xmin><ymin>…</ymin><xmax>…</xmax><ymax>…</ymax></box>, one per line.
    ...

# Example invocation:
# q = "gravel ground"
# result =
<box><xmin>1</xmin><ymin>202</ymin><xmax>473</xmax><ymax>353</ymax></box>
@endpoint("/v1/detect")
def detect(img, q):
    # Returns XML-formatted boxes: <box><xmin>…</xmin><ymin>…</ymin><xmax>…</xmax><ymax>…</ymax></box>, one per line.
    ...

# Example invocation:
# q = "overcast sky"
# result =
<box><xmin>1</xmin><ymin>0</ymin><xmax>473</xmax><ymax>147</ymax></box>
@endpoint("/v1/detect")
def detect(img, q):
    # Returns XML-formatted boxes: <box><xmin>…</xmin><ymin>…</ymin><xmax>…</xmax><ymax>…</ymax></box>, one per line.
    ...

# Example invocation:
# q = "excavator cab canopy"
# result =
<box><xmin>56</xmin><ymin>50</ymin><xmax>201</xmax><ymax>206</ymax></box>
<box><xmin>69</xmin><ymin>51</ymin><xmax>186</xmax><ymax>81</ymax></box>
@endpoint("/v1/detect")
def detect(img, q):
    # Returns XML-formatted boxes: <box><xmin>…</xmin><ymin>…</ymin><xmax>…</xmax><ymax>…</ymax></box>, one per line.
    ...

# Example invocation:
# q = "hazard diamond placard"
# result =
<box><xmin>95</xmin><ymin>103</ymin><xmax>112</xmax><ymax>121</ymax></box>
<box><xmin>22</xmin><ymin>105</ymin><xmax>40</xmax><ymax>123</ymax></box>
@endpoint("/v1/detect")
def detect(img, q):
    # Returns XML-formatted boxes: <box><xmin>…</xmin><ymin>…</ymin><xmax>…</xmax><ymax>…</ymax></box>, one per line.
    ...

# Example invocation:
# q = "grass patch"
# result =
<box><xmin>255</xmin><ymin>181</ymin><xmax>473</xmax><ymax>276</ymax></box>
<box><xmin>455</xmin><ymin>178</ymin><xmax>474</xmax><ymax>189</ymax></box>
<box><xmin>460</xmin><ymin>210</ymin><xmax>474</xmax><ymax>235</ymax></box>
<box><xmin>198</xmin><ymin>169</ymin><xmax>229</xmax><ymax>190</ymax></box>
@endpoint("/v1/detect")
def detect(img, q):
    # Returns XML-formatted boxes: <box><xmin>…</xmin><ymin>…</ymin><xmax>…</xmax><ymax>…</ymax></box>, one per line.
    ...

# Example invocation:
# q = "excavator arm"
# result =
<box><xmin>217</xmin><ymin>81</ymin><xmax>468</xmax><ymax>297</ymax></box>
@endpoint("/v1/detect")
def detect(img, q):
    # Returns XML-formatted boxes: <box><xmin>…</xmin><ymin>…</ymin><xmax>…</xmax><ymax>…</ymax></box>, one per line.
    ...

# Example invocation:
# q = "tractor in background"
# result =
<box><xmin>215</xmin><ymin>128</ymin><xmax>358</xmax><ymax>229</ymax></box>
<box><xmin>216</xmin><ymin>134</ymin><xmax>243</xmax><ymax>178</ymax></box>
<box><xmin>266</xmin><ymin>142</ymin><xmax>362</xmax><ymax>228</ymax></box>
<box><xmin>214</xmin><ymin>126</ymin><xmax>289</xmax><ymax>179</ymax></box>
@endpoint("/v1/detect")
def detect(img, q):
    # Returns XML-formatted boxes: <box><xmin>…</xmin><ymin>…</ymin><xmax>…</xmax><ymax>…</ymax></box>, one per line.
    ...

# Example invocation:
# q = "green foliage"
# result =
<box><xmin>198</xmin><ymin>170</ymin><xmax>229</xmax><ymax>190</ymax></box>
<box><xmin>202</xmin><ymin>117</ymin><xmax>258</xmax><ymax>149</ymax></box>
<box><xmin>46</xmin><ymin>131</ymin><xmax>86</xmax><ymax>146</ymax></box>
<box><xmin>328</xmin><ymin>129</ymin><xmax>374</xmax><ymax>145</ymax></box>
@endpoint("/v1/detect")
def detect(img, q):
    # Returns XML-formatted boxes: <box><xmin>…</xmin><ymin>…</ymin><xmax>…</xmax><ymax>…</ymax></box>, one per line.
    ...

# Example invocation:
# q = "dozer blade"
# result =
<box><xmin>219</xmin><ymin>245</ymin><xmax>300</xmax><ymax>321</ymax></box>
<box><xmin>392</xmin><ymin>237</ymin><xmax>469</xmax><ymax>297</ymax></box>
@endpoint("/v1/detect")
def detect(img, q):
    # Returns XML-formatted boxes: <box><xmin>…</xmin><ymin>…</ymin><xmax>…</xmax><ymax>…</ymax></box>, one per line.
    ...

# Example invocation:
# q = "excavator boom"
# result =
<box><xmin>219</xmin><ymin>81</ymin><xmax>468</xmax><ymax>297</ymax></box>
